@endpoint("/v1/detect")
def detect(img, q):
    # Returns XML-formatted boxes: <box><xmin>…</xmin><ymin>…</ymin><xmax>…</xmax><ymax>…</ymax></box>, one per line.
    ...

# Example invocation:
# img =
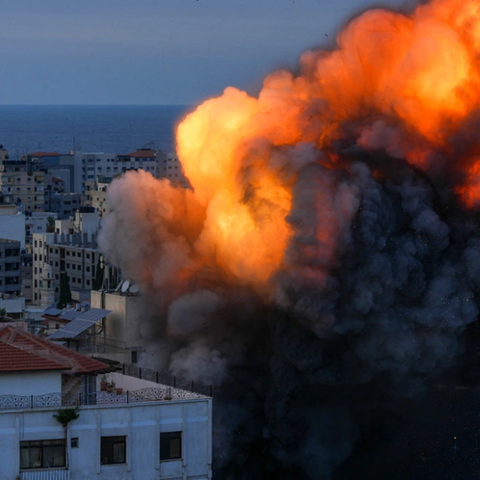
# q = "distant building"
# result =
<box><xmin>117</xmin><ymin>149</ymin><xmax>158</xmax><ymax>177</ymax></box>
<box><xmin>84</xmin><ymin>181</ymin><xmax>111</xmax><ymax>218</ymax></box>
<box><xmin>25</xmin><ymin>212</ymin><xmax>58</xmax><ymax>244</ymax></box>
<box><xmin>32</xmin><ymin>232</ymin><xmax>98</xmax><ymax>304</ymax></box>
<box><xmin>29</xmin><ymin>151</ymin><xmax>82</xmax><ymax>194</ymax></box>
<box><xmin>46</xmin><ymin>192</ymin><xmax>83</xmax><ymax>219</ymax></box>
<box><xmin>0</xmin><ymin>160</ymin><xmax>48</xmax><ymax>214</ymax></box>
<box><xmin>0</xmin><ymin>239</ymin><xmax>21</xmax><ymax>296</ymax></box>
<box><xmin>20</xmin><ymin>250</ymin><xmax>33</xmax><ymax>303</ymax></box>
<box><xmin>0</xmin><ymin>145</ymin><xmax>9</xmax><ymax>161</ymax></box>
<box><xmin>0</xmin><ymin>325</ymin><xmax>213</xmax><ymax>480</ymax></box>
<box><xmin>158</xmin><ymin>151</ymin><xmax>190</xmax><ymax>188</ymax></box>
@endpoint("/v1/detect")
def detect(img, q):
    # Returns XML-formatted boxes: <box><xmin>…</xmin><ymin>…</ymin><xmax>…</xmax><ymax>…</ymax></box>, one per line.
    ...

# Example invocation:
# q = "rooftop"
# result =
<box><xmin>121</xmin><ymin>149</ymin><xmax>156</xmax><ymax>158</ymax></box>
<box><xmin>0</xmin><ymin>326</ymin><xmax>108</xmax><ymax>373</ymax></box>
<box><xmin>28</xmin><ymin>152</ymin><xmax>60</xmax><ymax>157</ymax></box>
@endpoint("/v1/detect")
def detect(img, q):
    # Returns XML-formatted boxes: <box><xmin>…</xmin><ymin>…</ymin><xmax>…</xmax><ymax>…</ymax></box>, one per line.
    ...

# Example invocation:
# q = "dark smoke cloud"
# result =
<box><xmin>99</xmin><ymin>152</ymin><xmax>480</xmax><ymax>479</ymax></box>
<box><xmin>97</xmin><ymin>0</ymin><xmax>480</xmax><ymax>476</ymax></box>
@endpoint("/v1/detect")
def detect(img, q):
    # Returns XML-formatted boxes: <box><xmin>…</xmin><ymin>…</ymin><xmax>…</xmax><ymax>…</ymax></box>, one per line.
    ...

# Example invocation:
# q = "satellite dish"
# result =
<box><xmin>114</xmin><ymin>280</ymin><xmax>123</xmax><ymax>292</ymax></box>
<box><xmin>121</xmin><ymin>280</ymin><xmax>130</xmax><ymax>293</ymax></box>
<box><xmin>130</xmin><ymin>284</ymin><xmax>139</xmax><ymax>294</ymax></box>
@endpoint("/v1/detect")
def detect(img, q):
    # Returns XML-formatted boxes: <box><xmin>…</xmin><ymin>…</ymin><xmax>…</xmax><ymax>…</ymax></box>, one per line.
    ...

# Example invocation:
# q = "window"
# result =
<box><xmin>131</xmin><ymin>351</ymin><xmax>138</xmax><ymax>364</ymax></box>
<box><xmin>71</xmin><ymin>438</ymin><xmax>79</xmax><ymax>448</ymax></box>
<box><xmin>101</xmin><ymin>436</ymin><xmax>126</xmax><ymax>465</ymax></box>
<box><xmin>20</xmin><ymin>439</ymin><xmax>66</xmax><ymax>469</ymax></box>
<box><xmin>160</xmin><ymin>432</ymin><xmax>182</xmax><ymax>461</ymax></box>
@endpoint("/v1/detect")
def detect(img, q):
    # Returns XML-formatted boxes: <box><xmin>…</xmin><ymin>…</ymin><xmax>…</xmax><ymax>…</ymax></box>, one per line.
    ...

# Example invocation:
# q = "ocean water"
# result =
<box><xmin>0</xmin><ymin>105</ymin><xmax>191</xmax><ymax>157</ymax></box>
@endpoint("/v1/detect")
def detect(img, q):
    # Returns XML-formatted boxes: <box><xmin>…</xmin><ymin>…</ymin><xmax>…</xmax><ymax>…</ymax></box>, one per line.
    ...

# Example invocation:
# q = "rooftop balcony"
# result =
<box><xmin>0</xmin><ymin>372</ymin><xmax>209</xmax><ymax>411</ymax></box>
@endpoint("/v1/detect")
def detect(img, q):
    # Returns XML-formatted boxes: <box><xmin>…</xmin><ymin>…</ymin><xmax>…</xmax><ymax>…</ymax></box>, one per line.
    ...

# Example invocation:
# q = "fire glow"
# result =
<box><xmin>167</xmin><ymin>0</ymin><xmax>480</xmax><ymax>290</ymax></box>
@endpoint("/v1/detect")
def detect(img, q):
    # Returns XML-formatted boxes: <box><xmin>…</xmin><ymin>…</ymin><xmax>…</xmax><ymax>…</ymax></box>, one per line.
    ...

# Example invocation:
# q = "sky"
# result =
<box><xmin>0</xmin><ymin>0</ymin><xmax>415</xmax><ymax>105</ymax></box>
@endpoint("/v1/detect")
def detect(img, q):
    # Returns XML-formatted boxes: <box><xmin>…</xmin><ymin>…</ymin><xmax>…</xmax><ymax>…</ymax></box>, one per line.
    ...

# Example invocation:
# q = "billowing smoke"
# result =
<box><xmin>98</xmin><ymin>0</ymin><xmax>480</xmax><ymax>477</ymax></box>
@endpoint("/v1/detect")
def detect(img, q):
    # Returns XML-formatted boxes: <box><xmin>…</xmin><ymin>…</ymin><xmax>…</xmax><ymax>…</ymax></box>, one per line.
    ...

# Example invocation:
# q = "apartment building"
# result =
<box><xmin>32</xmin><ymin>232</ymin><xmax>98</xmax><ymax>304</ymax></box>
<box><xmin>84</xmin><ymin>181</ymin><xmax>110</xmax><ymax>218</ymax></box>
<box><xmin>0</xmin><ymin>239</ymin><xmax>21</xmax><ymax>296</ymax></box>
<box><xmin>29</xmin><ymin>151</ymin><xmax>82</xmax><ymax>194</ymax></box>
<box><xmin>0</xmin><ymin>164</ymin><xmax>47</xmax><ymax>213</ymax></box>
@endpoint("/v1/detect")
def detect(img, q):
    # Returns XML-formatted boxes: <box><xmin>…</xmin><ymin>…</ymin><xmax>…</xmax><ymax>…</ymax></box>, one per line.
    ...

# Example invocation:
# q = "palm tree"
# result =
<box><xmin>53</xmin><ymin>407</ymin><xmax>80</xmax><ymax>469</ymax></box>
<box><xmin>46</xmin><ymin>216</ymin><xmax>55</xmax><ymax>233</ymax></box>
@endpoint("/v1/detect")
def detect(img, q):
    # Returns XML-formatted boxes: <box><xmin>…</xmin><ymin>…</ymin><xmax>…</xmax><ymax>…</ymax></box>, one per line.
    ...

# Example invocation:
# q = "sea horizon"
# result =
<box><xmin>0</xmin><ymin>104</ymin><xmax>191</xmax><ymax>155</ymax></box>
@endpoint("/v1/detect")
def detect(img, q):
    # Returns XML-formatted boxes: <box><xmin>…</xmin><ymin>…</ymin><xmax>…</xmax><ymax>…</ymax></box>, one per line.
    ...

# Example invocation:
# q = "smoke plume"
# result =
<box><xmin>99</xmin><ymin>0</ymin><xmax>480</xmax><ymax>477</ymax></box>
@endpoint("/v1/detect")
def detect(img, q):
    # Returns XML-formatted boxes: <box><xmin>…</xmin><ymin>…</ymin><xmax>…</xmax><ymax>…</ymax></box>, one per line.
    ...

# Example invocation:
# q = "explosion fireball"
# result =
<box><xmin>99</xmin><ymin>0</ymin><xmax>480</xmax><ymax>477</ymax></box>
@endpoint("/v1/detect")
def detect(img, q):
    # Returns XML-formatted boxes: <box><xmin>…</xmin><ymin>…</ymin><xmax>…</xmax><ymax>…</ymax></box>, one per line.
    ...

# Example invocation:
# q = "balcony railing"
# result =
<box><xmin>21</xmin><ymin>470</ymin><xmax>69</xmax><ymax>480</ymax></box>
<box><xmin>0</xmin><ymin>387</ymin><xmax>208</xmax><ymax>411</ymax></box>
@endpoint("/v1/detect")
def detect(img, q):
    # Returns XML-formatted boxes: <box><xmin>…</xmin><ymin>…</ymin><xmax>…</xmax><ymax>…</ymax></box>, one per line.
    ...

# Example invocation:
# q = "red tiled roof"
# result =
<box><xmin>0</xmin><ymin>326</ymin><xmax>108</xmax><ymax>373</ymax></box>
<box><xmin>28</xmin><ymin>152</ymin><xmax>60</xmax><ymax>157</ymax></box>
<box><xmin>122</xmin><ymin>150</ymin><xmax>156</xmax><ymax>158</ymax></box>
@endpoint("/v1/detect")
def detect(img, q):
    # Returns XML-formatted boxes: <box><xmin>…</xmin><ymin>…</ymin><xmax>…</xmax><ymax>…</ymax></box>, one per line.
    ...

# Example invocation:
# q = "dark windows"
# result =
<box><xmin>101</xmin><ymin>436</ymin><xmax>126</xmax><ymax>465</ymax></box>
<box><xmin>71</xmin><ymin>438</ymin><xmax>79</xmax><ymax>448</ymax></box>
<box><xmin>20</xmin><ymin>439</ymin><xmax>66</xmax><ymax>469</ymax></box>
<box><xmin>160</xmin><ymin>432</ymin><xmax>182</xmax><ymax>461</ymax></box>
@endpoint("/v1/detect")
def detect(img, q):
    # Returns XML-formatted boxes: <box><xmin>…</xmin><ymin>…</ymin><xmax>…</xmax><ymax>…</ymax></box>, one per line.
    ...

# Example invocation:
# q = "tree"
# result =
<box><xmin>92</xmin><ymin>256</ymin><xmax>104</xmax><ymax>290</ymax></box>
<box><xmin>46</xmin><ymin>216</ymin><xmax>55</xmax><ymax>233</ymax></box>
<box><xmin>57</xmin><ymin>273</ymin><xmax>72</xmax><ymax>309</ymax></box>
<box><xmin>53</xmin><ymin>407</ymin><xmax>80</xmax><ymax>468</ymax></box>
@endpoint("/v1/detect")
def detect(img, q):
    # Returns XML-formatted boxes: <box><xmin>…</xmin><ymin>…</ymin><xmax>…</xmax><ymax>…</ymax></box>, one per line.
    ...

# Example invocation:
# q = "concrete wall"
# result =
<box><xmin>91</xmin><ymin>291</ymin><xmax>145</xmax><ymax>365</ymax></box>
<box><xmin>0</xmin><ymin>371</ymin><xmax>61</xmax><ymax>396</ymax></box>
<box><xmin>0</xmin><ymin>398</ymin><xmax>212</xmax><ymax>480</ymax></box>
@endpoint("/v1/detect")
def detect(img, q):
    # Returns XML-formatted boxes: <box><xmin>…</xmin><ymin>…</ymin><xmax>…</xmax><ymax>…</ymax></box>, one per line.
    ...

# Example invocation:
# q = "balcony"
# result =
<box><xmin>0</xmin><ymin>386</ymin><xmax>208</xmax><ymax>411</ymax></box>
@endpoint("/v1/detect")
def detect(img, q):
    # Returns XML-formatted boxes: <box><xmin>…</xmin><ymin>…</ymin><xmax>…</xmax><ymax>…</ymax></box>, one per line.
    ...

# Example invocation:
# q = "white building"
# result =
<box><xmin>0</xmin><ymin>326</ymin><xmax>213</xmax><ymax>480</ymax></box>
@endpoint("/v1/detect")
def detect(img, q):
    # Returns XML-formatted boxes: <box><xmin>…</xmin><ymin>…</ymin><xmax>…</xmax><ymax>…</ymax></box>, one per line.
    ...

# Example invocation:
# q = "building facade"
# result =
<box><xmin>0</xmin><ymin>161</ymin><xmax>47</xmax><ymax>214</ymax></box>
<box><xmin>0</xmin><ymin>239</ymin><xmax>21</xmax><ymax>296</ymax></box>
<box><xmin>0</xmin><ymin>326</ymin><xmax>213</xmax><ymax>480</ymax></box>
<box><xmin>46</xmin><ymin>193</ymin><xmax>83</xmax><ymax>219</ymax></box>
<box><xmin>32</xmin><ymin>233</ymin><xmax>98</xmax><ymax>304</ymax></box>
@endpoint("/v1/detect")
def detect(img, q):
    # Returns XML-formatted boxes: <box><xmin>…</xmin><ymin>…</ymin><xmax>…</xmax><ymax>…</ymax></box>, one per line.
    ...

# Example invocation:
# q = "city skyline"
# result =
<box><xmin>0</xmin><ymin>0</ymin><xmax>412</xmax><ymax>105</ymax></box>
